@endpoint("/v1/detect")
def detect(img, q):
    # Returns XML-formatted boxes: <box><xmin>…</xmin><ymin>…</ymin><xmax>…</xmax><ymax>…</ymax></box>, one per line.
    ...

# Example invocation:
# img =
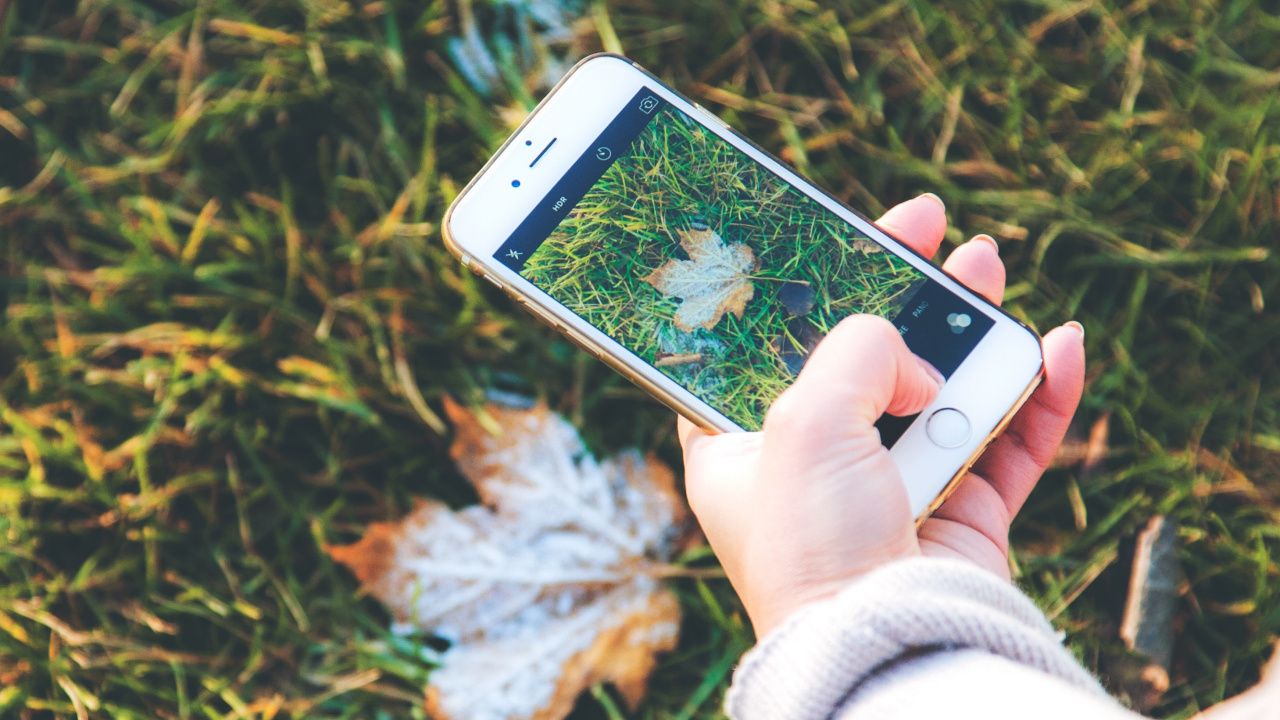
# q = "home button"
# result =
<box><xmin>926</xmin><ymin>408</ymin><xmax>971</xmax><ymax>448</ymax></box>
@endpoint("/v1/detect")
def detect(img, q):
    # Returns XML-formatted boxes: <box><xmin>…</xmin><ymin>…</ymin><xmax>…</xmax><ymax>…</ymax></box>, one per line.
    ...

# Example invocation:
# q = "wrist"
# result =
<box><xmin>748</xmin><ymin>536</ymin><xmax>922</xmax><ymax>637</ymax></box>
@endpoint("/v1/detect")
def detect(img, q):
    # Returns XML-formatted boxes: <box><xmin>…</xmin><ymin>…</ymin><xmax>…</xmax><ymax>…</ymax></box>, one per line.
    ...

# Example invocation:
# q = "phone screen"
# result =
<box><xmin>494</xmin><ymin>88</ymin><xmax>994</xmax><ymax>438</ymax></box>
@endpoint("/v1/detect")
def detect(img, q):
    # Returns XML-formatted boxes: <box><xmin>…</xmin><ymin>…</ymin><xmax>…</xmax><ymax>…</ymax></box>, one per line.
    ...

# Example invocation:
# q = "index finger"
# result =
<box><xmin>876</xmin><ymin>194</ymin><xmax>948</xmax><ymax>260</ymax></box>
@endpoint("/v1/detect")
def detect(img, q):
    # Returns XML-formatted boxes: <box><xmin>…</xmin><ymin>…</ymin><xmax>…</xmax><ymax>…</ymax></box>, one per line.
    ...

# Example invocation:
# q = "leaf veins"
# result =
<box><xmin>643</xmin><ymin>224</ymin><xmax>756</xmax><ymax>332</ymax></box>
<box><xmin>326</xmin><ymin>398</ymin><xmax>691</xmax><ymax>720</ymax></box>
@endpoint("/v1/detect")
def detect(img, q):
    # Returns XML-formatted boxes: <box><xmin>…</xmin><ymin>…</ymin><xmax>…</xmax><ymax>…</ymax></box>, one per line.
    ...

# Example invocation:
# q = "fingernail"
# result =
<box><xmin>915</xmin><ymin>356</ymin><xmax>946</xmax><ymax>388</ymax></box>
<box><xmin>918</xmin><ymin>192</ymin><xmax>945</xmax><ymax>211</ymax></box>
<box><xmin>971</xmin><ymin>234</ymin><xmax>999</xmax><ymax>252</ymax></box>
<box><xmin>1064</xmin><ymin>320</ymin><xmax>1085</xmax><ymax>339</ymax></box>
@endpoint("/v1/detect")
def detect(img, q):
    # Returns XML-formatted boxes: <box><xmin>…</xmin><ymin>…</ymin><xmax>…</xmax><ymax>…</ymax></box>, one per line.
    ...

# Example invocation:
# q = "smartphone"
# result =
<box><xmin>443</xmin><ymin>54</ymin><xmax>1043</xmax><ymax>519</ymax></box>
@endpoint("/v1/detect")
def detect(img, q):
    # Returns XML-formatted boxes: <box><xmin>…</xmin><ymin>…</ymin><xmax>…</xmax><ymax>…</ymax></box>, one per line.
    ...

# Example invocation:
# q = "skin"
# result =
<box><xmin>680</xmin><ymin>194</ymin><xmax>1086</xmax><ymax>637</ymax></box>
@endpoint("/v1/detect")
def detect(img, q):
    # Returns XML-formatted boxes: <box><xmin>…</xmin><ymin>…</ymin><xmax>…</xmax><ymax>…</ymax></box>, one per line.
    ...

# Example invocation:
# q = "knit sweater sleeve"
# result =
<box><xmin>724</xmin><ymin>556</ymin><xmax>1127</xmax><ymax>720</ymax></box>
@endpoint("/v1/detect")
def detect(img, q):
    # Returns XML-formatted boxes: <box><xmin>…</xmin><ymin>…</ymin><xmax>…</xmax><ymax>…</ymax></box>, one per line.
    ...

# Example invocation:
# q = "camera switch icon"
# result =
<box><xmin>638</xmin><ymin>96</ymin><xmax>658</xmax><ymax>114</ymax></box>
<box><xmin>946</xmin><ymin>313</ymin><xmax>972</xmax><ymax>334</ymax></box>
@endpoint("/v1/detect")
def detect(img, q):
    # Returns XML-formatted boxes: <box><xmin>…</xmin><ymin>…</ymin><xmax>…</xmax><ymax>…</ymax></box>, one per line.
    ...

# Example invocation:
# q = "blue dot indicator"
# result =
<box><xmin>511</xmin><ymin>180</ymin><xmax>521</xmax><ymax>188</ymax></box>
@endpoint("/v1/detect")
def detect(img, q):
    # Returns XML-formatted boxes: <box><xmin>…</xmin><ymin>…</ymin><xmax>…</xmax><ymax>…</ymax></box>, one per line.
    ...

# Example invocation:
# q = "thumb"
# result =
<box><xmin>766</xmin><ymin>315</ymin><xmax>943</xmax><ymax>440</ymax></box>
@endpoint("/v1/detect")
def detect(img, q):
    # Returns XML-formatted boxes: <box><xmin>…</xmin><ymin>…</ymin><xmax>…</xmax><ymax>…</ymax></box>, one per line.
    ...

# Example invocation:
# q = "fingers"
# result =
<box><xmin>677</xmin><ymin>415</ymin><xmax>701</xmax><ymax>447</ymax></box>
<box><xmin>972</xmin><ymin>322</ymin><xmax>1086</xmax><ymax>515</ymax></box>
<box><xmin>925</xmin><ymin>470</ymin><xmax>1012</xmax><ymax>559</ymax></box>
<box><xmin>765</xmin><ymin>315</ymin><xmax>943</xmax><ymax>440</ymax></box>
<box><xmin>877</xmin><ymin>194</ymin><xmax>948</xmax><ymax>259</ymax></box>
<box><xmin>878</xmin><ymin>197</ymin><xmax>1006</xmax><ymax>306</ymax></box>
<box><xmin>678</xmin><ymin>415</ymin><xmax>761</xmax><ymax>511</ymax></box>
<box><xmin>677</xmin><ymin>415</ymin><xmax>763</xmax><ymax>581</ymax></box>
<box><xmin>941</xmin><ymin>235</ymin><xmax>1005</xmax><ymax>305</ymax></box>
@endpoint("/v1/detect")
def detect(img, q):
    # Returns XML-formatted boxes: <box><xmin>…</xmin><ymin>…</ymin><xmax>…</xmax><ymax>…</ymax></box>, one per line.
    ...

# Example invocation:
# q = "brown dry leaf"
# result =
<box><xmin>327</xmin><ymin>398</ymin><xmax>689</xmax><ymax>720</ymax></box>
<box><xmin>643</xmin><ymin>225</ymin><xmax>756</xmax><ymax>331</ymax></box>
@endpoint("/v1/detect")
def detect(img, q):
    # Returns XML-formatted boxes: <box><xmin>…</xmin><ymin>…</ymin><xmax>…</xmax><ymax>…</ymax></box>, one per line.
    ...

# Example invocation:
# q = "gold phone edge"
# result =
<box><xmin>440</xmin><ymin>54</ymin><xmax>624</xmax><ymax>279</ymax></box>
<box><xmin>441</xmin><ymin>52</ymin><xmax>1052</xmax><ymax>510</ymax></box>
<box><xmin>912</xmin><ymin>363</ymin><xmax>1045</xmax><ymax>527</ymax></box>
<box><xmin>439</xmin><ymin>54</ymin><xmax>735</xmax><ymax>433</ymax></box>
<box><xmin>443</xmin><ymin>220</ymin><xmax>729</xmax><ymax>433</ymax></box>
<box><xmin>495</xmin><ymin>269</ymin><xmax>731</xmax><ymax>433</ymax></box>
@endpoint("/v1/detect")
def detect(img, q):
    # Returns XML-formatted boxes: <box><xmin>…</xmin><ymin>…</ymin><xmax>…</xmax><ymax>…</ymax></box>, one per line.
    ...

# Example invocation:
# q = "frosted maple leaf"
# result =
<box><xmin>327</xmin><ymin>398</ymin><xmax>690</xmax><ymax>720</ymax></box>
<box><xmin>643</xmin><ymin>224</ymin><xmax>756</xmax><ymax>331</ymax></box>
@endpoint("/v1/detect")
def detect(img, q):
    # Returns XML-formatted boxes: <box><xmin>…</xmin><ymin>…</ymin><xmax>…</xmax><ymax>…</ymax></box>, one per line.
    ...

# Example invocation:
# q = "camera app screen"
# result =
<box><xmin>494</xmin><ymin>89</ymin><xmax>993</xmax><ymax>434</ymax></box>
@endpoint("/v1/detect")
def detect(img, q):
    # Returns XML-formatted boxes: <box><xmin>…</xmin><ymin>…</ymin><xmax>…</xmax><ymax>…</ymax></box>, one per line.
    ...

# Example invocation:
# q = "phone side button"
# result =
<box><xmin>563</xmin><ymin>328</ymin><xmax>601</xmax><ymax>358</ymax></box>
<box><xmin>694</xmin><ymin>102</ymin><xmax>732</xmax><ymax>130</ymax></box>
<box><xmin>480</xmin><ymin>273</ymin><xmax>505</xmax><ymax>290</ymax></box>
<box><xmin>522</xmin><ymin>304</ymin><xmax>560</xmax><ymax>329</ymax></box>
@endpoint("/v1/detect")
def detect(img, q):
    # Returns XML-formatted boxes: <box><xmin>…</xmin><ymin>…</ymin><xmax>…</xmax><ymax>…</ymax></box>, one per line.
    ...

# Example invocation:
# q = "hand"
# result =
<box><xmin>680</xmin><ymin>194</ymin><xmax>1086</xmax><ymax>637</ymax></box>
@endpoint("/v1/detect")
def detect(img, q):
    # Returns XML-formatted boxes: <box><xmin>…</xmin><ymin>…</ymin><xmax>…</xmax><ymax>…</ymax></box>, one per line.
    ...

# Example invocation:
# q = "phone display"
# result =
<box><xmin>493</xmin><ymin>89</ymin><xmax>993</xmax><ymax>435</ymax></box>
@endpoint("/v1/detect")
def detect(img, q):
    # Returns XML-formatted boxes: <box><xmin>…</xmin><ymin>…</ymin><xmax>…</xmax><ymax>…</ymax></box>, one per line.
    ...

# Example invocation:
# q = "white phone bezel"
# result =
<box><xmin>444</xmin><ymin>54</ymin><xmax>1044</xmax><ymax>517</ymax></box>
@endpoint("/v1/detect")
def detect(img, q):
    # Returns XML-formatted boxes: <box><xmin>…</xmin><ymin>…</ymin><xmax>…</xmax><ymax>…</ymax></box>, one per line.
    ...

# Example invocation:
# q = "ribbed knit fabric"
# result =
<box><xmin>725</xmin><ymin>556</ymin><xmax>1110</xmax><ymax>720</ymax></box>
<box><xmin>724</xmin><ymin>557</ymin><xmax>1280</xmax><ymax>719</ymax></box>
<box><xmin>832</xmin><ymin>648</ymin><xmax>1137</xmax><ymax>720</ymax></box>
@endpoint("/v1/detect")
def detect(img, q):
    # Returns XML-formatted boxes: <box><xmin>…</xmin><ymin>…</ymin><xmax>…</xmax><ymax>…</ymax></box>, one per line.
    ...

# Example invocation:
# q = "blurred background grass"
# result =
<box><xmin>0</xmin><ymin>0</ymin><xmax>1277</xmax><ymax>718</ymax></box>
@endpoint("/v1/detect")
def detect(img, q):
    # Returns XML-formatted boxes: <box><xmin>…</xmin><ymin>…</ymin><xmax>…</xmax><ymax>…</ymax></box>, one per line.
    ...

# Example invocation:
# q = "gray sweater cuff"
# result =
<box><xmin>725</xmin><ymin>556</ymin><xmax>1106</xmax><ymax>720</ymax></box>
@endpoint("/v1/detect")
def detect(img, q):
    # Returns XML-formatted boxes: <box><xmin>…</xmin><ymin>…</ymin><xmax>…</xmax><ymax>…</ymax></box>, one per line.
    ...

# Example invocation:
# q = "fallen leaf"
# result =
<box><xmin>327</xmin><ymin>398</ymin><xmax>690</xmax><ymax>720</ymax></box>
<box><xmin>643</xmin><ymin>223</ymin><xmax>755</xmax><ymax>331</ymax></box>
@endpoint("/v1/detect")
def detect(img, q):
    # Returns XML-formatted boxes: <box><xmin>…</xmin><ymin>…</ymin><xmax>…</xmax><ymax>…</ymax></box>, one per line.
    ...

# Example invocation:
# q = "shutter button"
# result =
<box><xmin>926</xmin><ymin>408</ymin><xmax>971</xmax><ymax>448</ymax></box>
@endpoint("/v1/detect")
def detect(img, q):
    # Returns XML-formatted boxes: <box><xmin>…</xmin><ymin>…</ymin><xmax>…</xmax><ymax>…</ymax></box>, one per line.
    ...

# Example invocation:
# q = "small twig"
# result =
<box><xmin>655</xmin><ymin>353</ymin><xmax>703</xmax><ymax>367</ymax></box>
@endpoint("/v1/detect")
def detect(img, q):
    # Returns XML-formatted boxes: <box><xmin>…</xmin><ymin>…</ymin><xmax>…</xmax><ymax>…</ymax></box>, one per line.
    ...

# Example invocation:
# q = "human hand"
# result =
<box><xmin>680</xmin><ymin>194</ymin><xmax>1086</xmax><ymax>637</ymax></box>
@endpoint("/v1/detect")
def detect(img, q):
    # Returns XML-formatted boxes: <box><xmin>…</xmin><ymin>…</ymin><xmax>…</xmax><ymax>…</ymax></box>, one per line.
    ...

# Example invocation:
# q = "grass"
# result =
<box><xmin>0</xmin><ymin>0</ymin><xmax>1277</xmax><ymax>719</ymax></box>
<box><xmin>521</xmin><ymin>104</ymin><xmax>923</xmax><ymax>430</ymax></box>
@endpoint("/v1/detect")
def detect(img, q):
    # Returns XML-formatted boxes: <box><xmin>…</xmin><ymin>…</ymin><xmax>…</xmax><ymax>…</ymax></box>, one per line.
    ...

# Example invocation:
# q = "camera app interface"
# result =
<box><xmin>495</xmin><ymin>89</ymin><xmax>993</xmax><ymax>435</ymax></box>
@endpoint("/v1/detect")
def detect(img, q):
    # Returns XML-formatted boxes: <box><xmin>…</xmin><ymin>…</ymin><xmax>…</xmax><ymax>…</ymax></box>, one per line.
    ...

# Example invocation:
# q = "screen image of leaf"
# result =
<box><xmin>521</xmin><ymin>106</ymin><xmax>926</xmax><ymax>430</ymax></box>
